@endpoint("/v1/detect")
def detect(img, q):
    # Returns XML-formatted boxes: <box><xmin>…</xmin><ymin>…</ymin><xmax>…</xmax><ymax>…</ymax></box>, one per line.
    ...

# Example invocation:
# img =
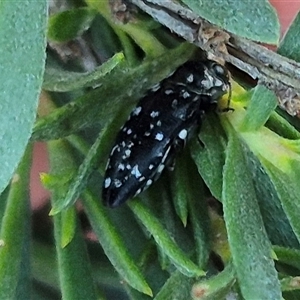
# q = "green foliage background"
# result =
<box><xmin>0</xmin><ymin>0</ymin><xmax>300</xmax><ymax>299</ymax></box>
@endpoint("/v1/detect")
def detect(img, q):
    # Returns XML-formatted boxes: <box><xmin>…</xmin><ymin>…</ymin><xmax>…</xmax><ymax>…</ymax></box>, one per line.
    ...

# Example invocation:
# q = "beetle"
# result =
<box><xmin>102</xmin><ymin>59</ymin><xmax>230</xmax><ymax>208</ymax></box>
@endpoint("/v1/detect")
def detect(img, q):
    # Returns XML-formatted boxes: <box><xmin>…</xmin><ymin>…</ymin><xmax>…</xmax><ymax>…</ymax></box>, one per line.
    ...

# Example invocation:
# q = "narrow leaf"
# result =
<box><xmin>181</xmin><ymin>0</ymin><xmax>279</xmax><ymax>43</ymax></box>
<box><xmin>171</xmin><ymin>151</ymin><xmax>191</xmax><ymax>226</ymax></box>
<box><xmin>278</xmin><ymin>11</ymin><xmax>300</xmax><ymax>61</ymax></box>
<box><xmin>191</xmin><ymin>262</ymin><xmax>236</xmax><ymax>300</ymax></box>
<box><xmin>48</xmin><ymin>140</ymin><xmax>98</xmax><ymax>299</ymax></box>
<box><xmin>190</xmin><ymin>114</ymin><xmax>227</xmax><ymax>201</ymax></box>
<box><xmin>280</xmin><ymin>276</ymin><xmax>300</xmax><ymax>292</ymax></box>
<box><xmin>243</xmin><ymin>145</ymin><xmax>300</xmax><ymax>248</ymax></box>
<box><xmin>273</xmin><ymin>246</ymin><xmax>300</xmax><ymax>271</ymax></box>
<box><xmin>0</xmin><ymin>0</ymin><xmax>47</xmax><ymax>194</ymax></box>
<box><xmin>154</xmin><ymin>270</ymin><xmax>196</xmax><ymax>300</ymax></box>
<box><xmin>188</xmin><ymin>185</ymin><xmax>210</xmax><ymax>269</ymax></box>
<box><xmin>261</xmin><ymin>158</ymin><xmax>300</xmax><ymax>243</ymax></box>
<box><xmin>222</xmin><ymin>125</ymin><xmax>281</xmax><ymax>300</ymax></box>
<box><xmin>48</xmin><ymin>8</ymin><xmax>97</xmax><ymax>42</ymax></box>
<box><xmin>128</xmin><ymin>200</ymin><xmax>205</xmax><ymax>277</ymax></box>
<box><xmin>0</xmin><ymin>145</ymin><xmax>32</xmax><ymax>299</ymax></box>
<box><xmin>50</xmin><ymin>129</ymin><xmax>104</xmax><ymax>214</ymax></box>
<box><xmin>31</xmin><ymin>241</ymin><xmax>60</xmax><ymax>290</ymax></box>
<box><xmin>240</xmin><ymin>85</ymin><xmax>278</xmax><ymax>131</ymax></box>
<box><xmin>82</xmin><ymin>190</ymin><xmax>153</xmax><ymax>296</ymax></box>
<box><xmin>60</xmin><ymin>208</ymin><xmax>77</xmax><ymax>248</ymax></box>
<box><xmin>43</xmin><ymin>52</ymin><xmax>125</xmax><ymax>92</ymax></box>
<box><xmin>267</xmin><ymin>111</ymin><xmax>300</xmax><ymax>140</ymax></box>
<box><xmin>53</xmin><ymin>213</ymin><xmax>98</xmax><ymax>300</ymax></box>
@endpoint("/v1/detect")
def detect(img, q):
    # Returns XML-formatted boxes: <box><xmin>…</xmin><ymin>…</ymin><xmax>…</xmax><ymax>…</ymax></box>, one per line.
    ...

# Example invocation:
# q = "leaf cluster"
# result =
<box><xmin>1</xmin><ymin>0</ymin><xmax>300</xmax><ymax>299</ymax></box>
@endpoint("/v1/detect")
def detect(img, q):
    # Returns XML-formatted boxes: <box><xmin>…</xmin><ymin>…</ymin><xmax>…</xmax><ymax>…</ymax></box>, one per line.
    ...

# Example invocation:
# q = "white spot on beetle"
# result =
<box><xmin>155</xmin><ymin>132</ymin><xmax>164</xmax><ymax>141</ymax></box>
<box><xmin>125</xmin><ymin>149</ymin><xmax>131</xmax><ymax>157</ymax></box>
<box><xmin>127</xmin><ymin>128</ymin><xmax>132</xmax><ymax>135</ymax></box>
<box><xmin>114</xmin><ymin>179</ymin><xmax>122</xmax><ymax>188</ymax></box>
<box><xmin>131</xmin><ymin>165</ymin><xmax>142</xmax><ymax>178</ymax></box>
<box><xmin>139</xmin><ymin>176</ymin><xmax>145</xmax><ymax>182</ymax></box>
<box><xmin>149</xmin><ymin>164</ymin><xmax>154</xmax><ymax>170</ymax></box>
<box><xmin>182</xmin><ymin>91</ymin><xmax>190</xmax><ymax>99</ymax></box>
<box><xmin>214</xmin><ymin>78</ymin><xmax>223</xmax><ymax>87</ymax></box>
<box><xmin>172</xmin><ymin>99</ymin><xmax>178</xmax><ymax>108</ymax></box>
<box><xmin>104</xmin><ymin>177</ymin><xmax>111</xmax><ymax>188</ymax></box>
<box><xmin>146</xmin><ymin>179</ymin><xmax>153</xmax><ymax>186</ymax></box>
<box><xmin>165</xmin><ymin>89</ymin><xmax>174</xmax><ymax>95</ymax></box>
<box><xmin>186</xmin><ymin>73</ymin><xmax>194</xmax><ymax>83</ymax></box>
<box><xmin>157</xmin><ymin>164</ymin><xmax>165</xmax><ymax>173</ymax></box>
<box><xmin>150</xmin><ymin>111</ymin><xmax>159</xmax><ymax>118</ymax></box>
<box><xmin>178</xmin><ymin>129</ymin><xmax>188</xmax><ymax>139</ymax></box>
<box><xmin>135</xmin><ymin>188</ymin><xmax>142</xmax><ymax>196</ymax></box>
<box><xmin>156</xmin><ymin>120</ymin><xmax>161</xmax><ymax>126</ymax></box>
<box><xmin>118</xmin><ymin>163</ymin><xmax>125</xmax><ymax>170</ymax></box>
<box><xmin>133</xmin><ymin>106</ymin><xmax>142</xmax><ymax>116</ymax></box>
<box><xmin>150</xmin><ymin>124</ymin><xmax>154</xmax><ymax>129</ymax></box>
<box><xmin>144</xmin><ymin>131</ymin><xmax>151</xmax><ymax>136</ymax></box>
<box><xmin>126</xmin><ymin>164</ymin><xmax>132</xmax><ymax>170</ymax></box>
<box><xmin>128</xmin><ymin>141</ymin><xmax>134</xmax><ymax>148</ymax></box>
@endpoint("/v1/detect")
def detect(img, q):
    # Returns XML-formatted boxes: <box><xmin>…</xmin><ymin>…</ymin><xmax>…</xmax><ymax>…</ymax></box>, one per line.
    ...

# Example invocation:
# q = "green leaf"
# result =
<box><xmin>50</xmin><ymin>129</ymin><xmax>104</xmax><ymax>215</ymax></box>
<box><xmin>225</xmin><ymin>105</ymin><xmax>300</xmax><ymax>183</ymax></box>
<box><xmin>82</xmin><ymin>190</ymin><xmax>153</xmax><ymax>296</ymax></box>
<box><xmin>280</xmin><ymin>276</ymin><xmax>300</xmax><ymax>292</ymax></box>
<box><xmin>267</xmin><ymin>111</ymin><xmax>300</xmax><ymax>140</ymax></box>
<box><xmin>188</xmin><ymin>184</ymin><xmax>210</xmax><ymax>269</ymax></box>
<box><xmin>243</xmin><ymin>145</ymin><xmax>300</xmax><ymax>248</ymax></box>
<box><xmin>54</xmin><ymin>213</ymin><xmax>98</xmax><ymax>300</ymax></box>
<box><xmin>60</xmin><ymin>208</ymin><xmax>77</xmax><ymax>248</ymax></box>
<box><xmin>87</xmin><ymin>0</ymin><xmax>166</xmax><ymax>58</ymax></box>
<box><xmin>43</xmin><ymin>52</ymin><xmax>125</xmax><ymax>92</ymax></box>
<box><xmin>190</xmin><ymin>114</ymin><xmax>228</xmax><ymax>201</ymax></box>
<box><xmin>210</xmin><ymin>210</ymin><xmax>231</xmax><ymax>264</ymax></box>
<box><xmin>273</xmin><ymin>246</ymin><xmax>300</xmax><ymax>271</ymax></box>
<box><xmin>0</xmin><ymin>145</ymin><xmax>32</xmax><ymax>299</ymax></box>
<box><xmin>128</xmin><ymin>200</ymin><xmax>205</xmax><ymax>277</ymax></box>
<box><xmin>191</xmin><ymin>262</ymin><xmax>236</xmax><ymax>300</ymax></box>
<box><xmin>171</xmin><ymin>151</ymin><xmax>191</xmax><ymax>226</ymax></box>
<box><xmin>0</xmin><ymin>0</ymin><xmax>47</xmax><ymax>195</ymax></box>
<box><xmin>47</xmin><ymin>139</ymin><xmax>77</xmax><ymax>186</ymax></box>
<box><xmin>278</xmin><ymin>11</ymin><xmax>300</xmax><ymax>61</ymax></box>
<box><xmin>89</xmin><ymin>14</ymin><xmax>122</xmax><ymax>61</ymax></box>
<box><xmin>261</xmin><ymin>158</ymin><xmax>300</xmax><ymax>243</ymax></box>
<box><xmin>224</xmin><ymin>96</ymin><xmax>300</xmax><ymax>245</ymax></box>
<box><xmin>154</xmin><ymin>270</ymin><xmax>196</xmax><ymax>300</ymax></box>
<box><xmin>31</xmin><ymin>241</ymin><xmax>60</xmax><ymax>292</ymax></box>
<box><xmin>170</xmin><ymin>149</ymin><xmax>210</xmax><ymax>268</ymax></box>
<box><xmin>48</xmin><ymin>8</ymin><xmax>97</xmax><ymax>42</ymax></box>
<box><xmin>174</xmin><ymin>154</ymin><xmax>211</xmax><ymax>268</ymax></box>
<box><xmin>181</xmin><ymin>0</ymin><xmax>279</xmax><ymax>44</ymax></box>
<box><xmin>240</xmin><ymin>85</ymin><xmax>278</xmax><ymax>131</ymax></box>
<box><xmin>222</xmin><ymin>125</ymin><xmax>281</xmax><ymax>300</ymax></box>
<box><xmin>48</xmin><ymin>140</ymin><xmax>98</xmax><ymax>299</ymax></box>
